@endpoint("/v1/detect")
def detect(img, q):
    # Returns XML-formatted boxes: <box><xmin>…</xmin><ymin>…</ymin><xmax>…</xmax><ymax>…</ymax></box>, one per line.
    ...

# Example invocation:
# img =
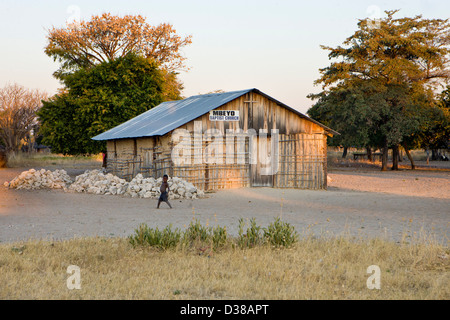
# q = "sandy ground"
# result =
<box><xmin>0</xmin><ymin>163</ymin><xmax>449</xmax><ymax>244</ymax></box>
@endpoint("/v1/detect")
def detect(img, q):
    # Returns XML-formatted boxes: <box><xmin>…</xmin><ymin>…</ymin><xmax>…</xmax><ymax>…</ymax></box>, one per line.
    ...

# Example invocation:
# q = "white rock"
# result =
<box><xmin>109</xmin><ymin>186</ymin><xmax>117</xmax><ymax>195</ymax></box>
<box><xmin>6</xmin><ymin>169</ymin><xmax>72</xmax><ymax>190</ymax></box>
<box><xmin>178</xmin><ymin>187</ymin><xmax>186</xmax><ymax>196</ymax></box>
<box><xmin>143</xmin><ymin>191</ymin><xmax>152</xmax><ymax>199</ymax></box>
<box><xmin>9</xmin><ymin>168</ymin><xmax>205</xmax><ymax>200</ymax></box>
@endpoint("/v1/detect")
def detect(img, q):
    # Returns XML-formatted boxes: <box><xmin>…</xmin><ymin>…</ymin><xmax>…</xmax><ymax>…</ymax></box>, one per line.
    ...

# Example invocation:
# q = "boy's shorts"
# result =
<box><xmin>159</xmin><ymin>191</ymin><xmax>168</xmax><ymax>202</ymax></box>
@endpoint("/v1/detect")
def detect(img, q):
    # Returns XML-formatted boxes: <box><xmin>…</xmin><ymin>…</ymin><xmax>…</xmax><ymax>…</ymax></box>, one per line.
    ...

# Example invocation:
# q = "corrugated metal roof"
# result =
<box><xmin>92</xmin><ymin>88</ymin><xmax>338</xmax><ymax>141</ymax></box>
<box><xmin>92</xmin><ymin>89</ymin><xmax>253</xmax><ymax>141</ymax></box>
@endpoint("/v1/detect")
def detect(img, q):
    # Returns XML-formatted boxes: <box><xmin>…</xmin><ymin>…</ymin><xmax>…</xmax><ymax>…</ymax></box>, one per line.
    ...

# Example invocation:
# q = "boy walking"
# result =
<box><xmin>157</xmin><ymin>174</ymin><xmax>172</xmax><ymax>209</ymax></box>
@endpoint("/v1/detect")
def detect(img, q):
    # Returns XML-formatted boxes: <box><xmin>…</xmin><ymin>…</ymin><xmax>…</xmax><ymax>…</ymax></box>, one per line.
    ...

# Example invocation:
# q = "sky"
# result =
<box><xmin>0</xmin><ymin>0</ymin><xmax>448</xmax><ymax>114</ymax></box>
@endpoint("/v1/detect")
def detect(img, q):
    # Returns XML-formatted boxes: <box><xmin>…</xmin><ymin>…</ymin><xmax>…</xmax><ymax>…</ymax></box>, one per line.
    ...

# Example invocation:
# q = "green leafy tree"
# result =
<box><xmin>308</xmin><ymin>81</ymin><xmax>381</xmax><ymax>157</ymax></box>
<box><xmin>310</xmin><ymin>10</ymin><xmax>450</xmax><ymax>170</ymax></box>
<box><xmin>38</xmin><ymin>53</ymin><xmax>165</xmax><ymax>155</ymax></box>
<box><xmin>410</xmin><ymin>87</ymin><xmax>450</xmax><ymax>158</ymax></box>
<box><xmin>431</xmin><ymin>87</ymin><xmax>450</xmax><ymax>151</ymax></box>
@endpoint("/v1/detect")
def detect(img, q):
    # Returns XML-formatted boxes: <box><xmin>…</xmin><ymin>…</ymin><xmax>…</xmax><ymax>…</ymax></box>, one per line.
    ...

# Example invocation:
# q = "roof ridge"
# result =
<box><xmin>187</xmin><ymin>88</ymin><xmax>255</xmax><ymax>99</ymax></box>
<box><xmin>92</xmin><ymin>88</ymin><xmax>338</xmax><ymax>141</ymax></box>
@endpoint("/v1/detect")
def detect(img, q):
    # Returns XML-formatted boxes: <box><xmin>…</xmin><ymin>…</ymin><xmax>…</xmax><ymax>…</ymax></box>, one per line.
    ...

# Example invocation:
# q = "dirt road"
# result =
<box><xmin>0</xmin><ymin>166</ymin><xmax>449</xmax><ymax>244</ymax></box>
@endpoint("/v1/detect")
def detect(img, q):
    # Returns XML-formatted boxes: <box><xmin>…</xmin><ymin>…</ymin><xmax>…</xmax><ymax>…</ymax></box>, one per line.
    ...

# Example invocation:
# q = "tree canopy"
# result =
<box><xmin>38</xmin><ymin>13</ymin><xmax>192</xmax><ymax>155</ymax></box>
<box><xmin>316</xmin><ymin>10</ymin><xmax>450</xmax><ymax>89</ymax></box>
<box><xmin>413</xmin><ymin>87</ymin><xmax>450</xmax><ymax>151</ymax></box>
<box><xmin>38</xmin><ymin>53</ymin><xmax>165</xmax><ymax>155</ymax></box>
<box><xmin>45</xmin><ymin>13</ymin><xmax>192</xmax><ymax>79</ymax></box>
<box><xmin>308</xmin><ymin>10</ymin><xmax>450</xmax><ymax>170</ymax></box>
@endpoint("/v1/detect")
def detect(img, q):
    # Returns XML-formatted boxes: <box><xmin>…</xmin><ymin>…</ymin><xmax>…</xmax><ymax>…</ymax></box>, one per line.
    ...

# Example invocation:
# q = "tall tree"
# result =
<box><xmin>45</xmin><ymin>13</ymin><xmax>192</xmax><ymax>78</ymax></box>
<box><xmin>45</xmin><ymin>13</ymin><xmax>191</xmax><ymax>99</ymax></box>
<box><xmin>0</xmin><ymin>84</ymin><xmax>47</xmax><ymax>156</ymax></box>
<box><xmin>38</xmin><ymin>54</ymin><xmax>165</xmax><ymax>155</ymax></box>
<box><xmin>39</xmin><ymin>14</ymin><xmax>192</xmax><ymax>156</ymax></box>
<box><xmin>311</xmin><ymin>10</ymin><xmax>450</xmax><ymax>170</ymax></box>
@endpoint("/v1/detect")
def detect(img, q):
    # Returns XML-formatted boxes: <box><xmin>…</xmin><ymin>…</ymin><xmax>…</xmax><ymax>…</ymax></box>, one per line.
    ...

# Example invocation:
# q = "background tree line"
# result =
<box><xmin>39</xmin><ymin>13</ymin><xmax>191</xmax><ymax>156</ymax></box>
<box><xmin>0</xmin><ymin>83</ymin><xmax>47</xmax><ymax>167</ymax></box>
<box><xmin>2</xmin><ymin>11</ymin><xmax>449</xmax><ymax>170</ymax></box>
<box><xmin>308</xmin><ymin>10</ymin><xmax>450</xmax><ymax>170</ymax></box>
<box><xmin>1</xmin><ymin>13</ymin><xmax>191</xmax><ymax>166</ymax></box>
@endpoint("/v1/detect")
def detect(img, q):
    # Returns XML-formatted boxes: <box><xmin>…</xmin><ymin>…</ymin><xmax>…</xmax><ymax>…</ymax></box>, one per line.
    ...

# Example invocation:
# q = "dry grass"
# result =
<box><xmin>0</xmin><ymin>150</ymin><xmax>448</xmax><ymax>299</ymax></box>
<box><xmin>6</xmin><ymin>152</ymin><xmax>102</xmax><ymax>169</ymax></box>
<box><xmin>0</xmin><ymin>234</ymin><xmax>448</xmax><ymax>300</ymax></box>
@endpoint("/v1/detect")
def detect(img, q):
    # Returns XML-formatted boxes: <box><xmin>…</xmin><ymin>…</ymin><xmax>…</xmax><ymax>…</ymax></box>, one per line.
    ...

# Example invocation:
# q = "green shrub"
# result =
<box><xmin>129</xmin><ymin>217</ymin><xmax>298</xmax><ymax>251</ymax></box>
<box><xmin>237</xmin><ymin>218</ymin><xmax>264</xmax><ymax>248</ymax></box>
<box><xmin>128</xmin><ymin>223</ymin><xmax>149</xmax><ymax>247</ymax></box>
<box><xmin>183</xmin><ymin>219</ymin><xmax>229</xmax><ymax>250</ymax></box>
<box><xmin>184</xmin><ymin>219</ymin><xmax>211</xmax><ymax>243</ymax></box>
<box><xmin>128</xmin><ymin>223</ymin><xmax>182</xmax><ymax>250</ymax></box>
<box><xmin>211</xmin><ymin>225</ymin><xmax>228</xmax><ymax>249</ymax></box>
<box><xmin>263</xmin><ymin>217</ymin><xmax>298</xmax><ymax>247</ymax></box>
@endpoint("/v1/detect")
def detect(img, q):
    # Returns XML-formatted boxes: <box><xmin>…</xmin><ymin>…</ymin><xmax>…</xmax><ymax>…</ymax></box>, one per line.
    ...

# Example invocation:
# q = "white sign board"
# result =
<box><xmin>209</xmin><ymin>110</ymin><xmax>240</xmax><ymax>121</ymax></box>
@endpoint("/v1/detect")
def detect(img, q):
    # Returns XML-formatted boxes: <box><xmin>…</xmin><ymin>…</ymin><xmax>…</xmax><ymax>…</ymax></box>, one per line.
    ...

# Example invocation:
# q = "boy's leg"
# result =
<box><xmin>157</xmin><ymin>199</ymin><xmax>161</xmax><ymax>208</ymax></box>
<box><xmin>166</xmin><ymin>200</ymin><xmax>172</xmax><ymax>209</ymax></box>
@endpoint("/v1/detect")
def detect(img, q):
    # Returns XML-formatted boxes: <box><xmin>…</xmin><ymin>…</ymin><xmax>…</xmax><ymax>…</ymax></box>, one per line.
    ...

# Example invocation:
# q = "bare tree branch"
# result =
<box><xmin>0</xmin><ymin>84</ymin><xmax>47</xmax><ymax>154</ymax></box>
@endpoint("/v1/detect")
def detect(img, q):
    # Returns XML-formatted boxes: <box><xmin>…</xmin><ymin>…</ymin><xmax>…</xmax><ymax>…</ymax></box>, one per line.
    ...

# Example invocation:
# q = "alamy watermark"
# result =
<box><xmin>66</xmin><ymin>5</ymin><xmax>81</xmax><ymax>26</ymax></box>
<box><xmin>366</xmin><ymin>5</ymin><xmax>382</xmax><ymax>30</ymax></box>
<box><xmin>366</xmin><ymin>265</ymin><xmax>381</xmax><ymax>290</ymax></box>
<box><xmin>66</xmin><ymin>265</ymin><xmax>81</xmax><ymax>290</ymax></box>
<box><xmin>171</xmin><ymin>121</ymin><xmax>280</xmax><ymax>175</ymax></box>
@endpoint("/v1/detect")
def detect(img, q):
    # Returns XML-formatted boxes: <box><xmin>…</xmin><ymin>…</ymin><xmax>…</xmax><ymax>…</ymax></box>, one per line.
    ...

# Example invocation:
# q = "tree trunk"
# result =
<box><xmin>391</xmin><ymin>145</ymin><xmax>399</xmax><ymax>170</ymax></box>
<box><xmin>381</xmin><ymin>140</ymin><xmax>389</xmax><ymax>171</ymax></box>
<box><xmin>0</xmin><ymin>150</ymin><xmax>7</xmax><ymax>168</ymax></box>
<box><xmin>402</xmin><ymin>143</ymin><xmax>415</xmax><ymax>170</ymax></box>
<box><xmin>431</xmin><ymin>149</ymin><xmax>438</xmax><ymax>161</ymax></box>
<box><xmin>342</xmin><ymin>147</ymin><xmax>348</xmax><ymax>159</ymax></box>
<box><xmin>102</xmin><ymin>152</ymin><xmax>107</xmax><ymax>168</ymax></box>
<box><xmin>366</xmin><ymin>147</ymin><xmax>373</xmax><ymax>162</ymax></box>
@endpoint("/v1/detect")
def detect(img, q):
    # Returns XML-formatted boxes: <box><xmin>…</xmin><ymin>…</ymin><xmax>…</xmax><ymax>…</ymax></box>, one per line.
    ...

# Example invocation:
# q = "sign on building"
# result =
<box><xmin>209</xmin><ymin>110</ymin><xmax>240</xmax><ymax>121</ymax></box>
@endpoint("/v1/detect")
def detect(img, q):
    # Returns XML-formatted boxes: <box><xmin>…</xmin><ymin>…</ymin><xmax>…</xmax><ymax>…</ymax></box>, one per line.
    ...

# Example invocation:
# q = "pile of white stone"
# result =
<box><xmin>5</xmin><ymin>169</ymin><xmax>205</xmax><ymax>200</ymax></box>
<box><xmin>3</xmin><ymin>168</ymin><xmax>72</xmax><ymax>190</ymax></box>
<box><xmin>69</xmin><ymin>170</ymin><xmax>204</xmax><ymax>200</ymax></box>
<box><xmin>68</xmin><ymin>170</ymin><xmax>128</xmax><ymax>195</ymax></box>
